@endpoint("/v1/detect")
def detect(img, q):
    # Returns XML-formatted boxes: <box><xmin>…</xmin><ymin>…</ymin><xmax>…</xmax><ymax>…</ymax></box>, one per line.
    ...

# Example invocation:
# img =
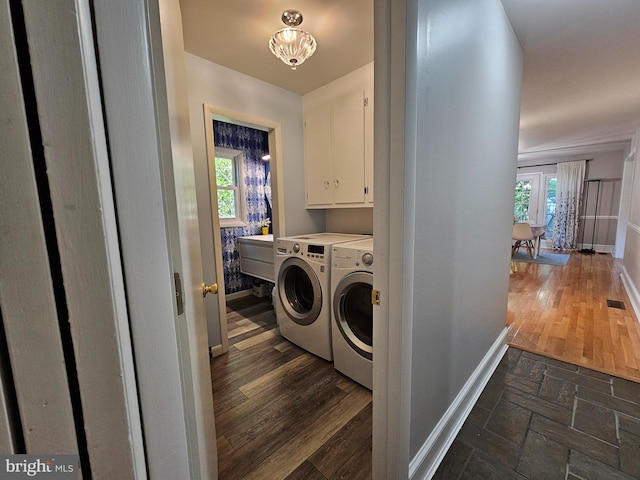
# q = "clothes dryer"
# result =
<box><xmin>330</xmin><ymin>237</ymin><xmax>374</xmax><ymax>389</ymax></box>
<box><xmin>274</xmin><ymin>233</ymin><xmax>370</xmax><ymax>361</ymax></box>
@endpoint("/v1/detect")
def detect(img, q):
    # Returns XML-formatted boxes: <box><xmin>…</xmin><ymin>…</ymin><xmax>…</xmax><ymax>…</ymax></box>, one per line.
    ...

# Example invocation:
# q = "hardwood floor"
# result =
<box><xmin>211</xmin><ymin>295</ymin><xmax>372</xmax><ymax>480</ymax></box>
<box><xmin>507</xmin><ymin>250</ymin><xmax>640</xmax><ymax>383</ymax></box>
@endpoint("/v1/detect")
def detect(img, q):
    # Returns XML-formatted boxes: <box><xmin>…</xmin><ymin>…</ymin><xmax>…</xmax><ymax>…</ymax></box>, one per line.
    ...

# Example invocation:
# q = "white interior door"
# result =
<box><xmin>201</xmin><ymin>106</ymin><xmax>229</xmax><ymax>356</ymax></box>
<box><xmin>92</xmin><ymin>0</ymin><xmax>218</xmax><ymax>477</ymax></box>
<box><xmin>200</xmin><ymin>105</ymin><xmax>285</xmax><ymax>354</ymax></box>
<box><xmin>139</xmin><ymin>0</ymin><xmax>219</xmax><ymax>477</ymax></box>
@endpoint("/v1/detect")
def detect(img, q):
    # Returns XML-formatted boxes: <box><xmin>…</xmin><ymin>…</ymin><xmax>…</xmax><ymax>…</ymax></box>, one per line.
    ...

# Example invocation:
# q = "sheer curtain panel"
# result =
<box><xmin>552</xmin><ymin>160</ymin><xmax>586</xmax><ymax>250</ymax></box>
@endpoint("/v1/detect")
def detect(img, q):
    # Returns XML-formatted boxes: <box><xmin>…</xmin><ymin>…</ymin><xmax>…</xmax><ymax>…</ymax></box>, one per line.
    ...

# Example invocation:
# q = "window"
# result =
<box><xmin>514</xmin><ymin>179</ymin><xmax>533</xmax><ymax>222</ymax></box>
<box><xmin>544</xmin><ymin>177</ymin><xmax>557</xmax><ymax>236</ymax></box>
<box><xmin>513</xmin><ymin>172</ymin><xmax>557</xmax><ymax>245</ymax></box>
<box><xmin>513</xmin><ymin>173</ymin><xmax>540</xmax><ymax>223</ymax></box>
<box><xmin>214</xmin><ymin>148</ymin><xmax>246</xmax><ymax>226</ymax></box>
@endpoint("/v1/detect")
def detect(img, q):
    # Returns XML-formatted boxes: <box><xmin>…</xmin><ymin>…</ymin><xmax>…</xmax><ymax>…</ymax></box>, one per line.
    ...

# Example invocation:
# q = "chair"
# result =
<box><xmin>512</xmin><ymin>223</ymin><xmax>535</xmax><ymax>258</ymax></box>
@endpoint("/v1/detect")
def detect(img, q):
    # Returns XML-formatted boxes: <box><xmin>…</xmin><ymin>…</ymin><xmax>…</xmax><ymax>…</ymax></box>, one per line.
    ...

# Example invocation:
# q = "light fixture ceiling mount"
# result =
<box><xmin>269</xmin><ymin>9</ymin><xmax>317</xmax><ymax>71</ymax></box>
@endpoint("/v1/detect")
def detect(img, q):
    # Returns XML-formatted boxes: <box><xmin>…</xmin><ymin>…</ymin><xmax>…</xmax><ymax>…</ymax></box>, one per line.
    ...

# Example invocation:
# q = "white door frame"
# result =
<box><xmin>373</xmin><ymin>0</ymin><xmax>410</xmax><ymax>477</ymax></box>
<box><xmin>615</xmin><ymin>149</ymin><xmax>636</xmax><ymax>258</ymax></box>
<box><xmin>16</xmin><ymin>1</ymin><xmax>147</xmax><ymax>476</ymax></box>
<box><xmin>202</xmin><ymin>104</ymin><xmax>285</xmax><ymax>355</ymax></box>
<box><xmin>0</xmin><ymin>1</ymin><xmax>78</xmax><ymax>455</ymax></box>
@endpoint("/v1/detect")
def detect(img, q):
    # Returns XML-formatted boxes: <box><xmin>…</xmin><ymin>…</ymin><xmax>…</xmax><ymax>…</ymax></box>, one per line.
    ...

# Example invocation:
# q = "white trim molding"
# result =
<box><xmin>628</xmin><ymin>222</ymin><xmax>640</xmax><ymax>235</ymax></box>
<box><xmin>225</xmin><ymin>289</ymin><xmax>254</xmax><ymax>301</ymax></box>
<box><xmin>409</xmin><ymin>328</ymin><xmax>509</xmax><ymax>480</ymax></box>
<box><xmin>580</xmin><ymin>215</ymin><xmax>618</xmax><ymax>221</ymax></box>
<box><xmin>576</xmin><ymin>244</ymin><xmax>615</xmax><ymax>254</ymax></box>
<box><xmin>621</xmin><ymin>266</ymin><xmax>640</xmax><ymax>324</ymax></box>
<box><xmin>539</xmin><ymin>240</ymin><xmax>615</xmax><ymax>254</ymax></box>
<box><xmin>210</xmin><ymin>345</ymin><xmax>225</xmax><ymax>357</ymax></box>
<box><xmin>517</xmin><ymin>141</ymin><xmax>631</xmax><ymax>162</ymax></box>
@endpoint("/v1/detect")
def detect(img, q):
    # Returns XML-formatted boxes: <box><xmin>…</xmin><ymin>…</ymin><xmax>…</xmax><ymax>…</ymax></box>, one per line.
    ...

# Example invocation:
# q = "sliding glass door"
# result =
<box><xmin>514</xmin><ymin>173</ymin><xmax>557</xmax><ymax>247</ymax></box>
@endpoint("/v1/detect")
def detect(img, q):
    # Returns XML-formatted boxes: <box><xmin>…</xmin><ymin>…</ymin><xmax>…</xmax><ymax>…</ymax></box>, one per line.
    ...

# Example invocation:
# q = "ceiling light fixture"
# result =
<box><xmin>269</xmin><ymin>9</ymin><xmax>317</xmax><ymax>71</ymax></box>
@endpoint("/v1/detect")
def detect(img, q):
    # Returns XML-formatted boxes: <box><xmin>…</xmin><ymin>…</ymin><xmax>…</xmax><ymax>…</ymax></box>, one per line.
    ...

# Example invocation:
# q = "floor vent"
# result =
<box><xmin>606</xmin><ymin>299</ymin><xmax>626</xmax><ymax>310</ymax></box>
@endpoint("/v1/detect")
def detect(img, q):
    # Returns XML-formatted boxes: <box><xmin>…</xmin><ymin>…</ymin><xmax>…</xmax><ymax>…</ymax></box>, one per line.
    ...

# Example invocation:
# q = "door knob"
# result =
<box><xmin>202</xmin><ymin>282</ymin><xmax>218</xmax><ymax>297</ymax></box>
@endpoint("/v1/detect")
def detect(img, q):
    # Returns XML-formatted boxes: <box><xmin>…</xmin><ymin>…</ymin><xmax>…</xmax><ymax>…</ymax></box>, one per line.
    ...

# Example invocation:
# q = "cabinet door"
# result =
<box><xmin>364</xmin><ymin>90</ymin><xmax>374</xmax><ymax>205</ymax></box>
<box><xmin>332</xmin><ymin>89</ymin><xmax>365</xmax><ymax>205</ymax></box>
<box><xmin>304</xmin><ymin>104</ymin><xmax>332</xmax><ymax>206</ymax></box>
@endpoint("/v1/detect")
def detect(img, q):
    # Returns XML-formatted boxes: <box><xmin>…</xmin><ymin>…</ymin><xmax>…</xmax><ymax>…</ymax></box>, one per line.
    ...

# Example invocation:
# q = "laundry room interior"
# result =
<box><xmin>195</xmin><ymin>61</ymin><xmax>375</xmax><ymax>358</ymax></box>
<box><xmin>181</xmin><ymin>0</ymin><xmax>377</xmax><ymax>476</ymax></box>
<box><xmin>196</xmin><ymin>69</ymin><xmax>376</xmax><ymax>480</ymax></box>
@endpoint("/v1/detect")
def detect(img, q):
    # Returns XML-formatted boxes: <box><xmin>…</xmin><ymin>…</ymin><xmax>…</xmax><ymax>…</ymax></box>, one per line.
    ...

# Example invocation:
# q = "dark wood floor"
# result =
<box><xmin>211</xmin><ymin>295</ymin><xmax>373</xmax><ymax>480</ymax></box>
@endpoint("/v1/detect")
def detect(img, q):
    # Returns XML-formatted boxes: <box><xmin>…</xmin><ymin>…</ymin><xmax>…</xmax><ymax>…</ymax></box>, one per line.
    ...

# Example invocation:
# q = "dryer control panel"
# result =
<box><xmin>332</xmin><ymin>247</ymin><xmax>374</xmax><ymax>270</ymax></box>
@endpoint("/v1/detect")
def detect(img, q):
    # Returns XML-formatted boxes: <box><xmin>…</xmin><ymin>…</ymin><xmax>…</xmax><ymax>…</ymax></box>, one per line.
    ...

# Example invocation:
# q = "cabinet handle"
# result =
<box><xmin>334</xmin><ymin>179</ymin><xmax>339</xmax><ymax>188</ymax></box>
<box><xmin>323</xmin><ymin>180</ymin><xmax>330</xmax><ymax>189</ymax></box>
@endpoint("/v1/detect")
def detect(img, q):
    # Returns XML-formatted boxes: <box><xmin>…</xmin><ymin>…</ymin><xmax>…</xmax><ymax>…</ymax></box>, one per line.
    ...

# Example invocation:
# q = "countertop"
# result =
<box><xmin>239</xmin><ymin>234</ymin><xmax>274</xmax><ymax>243</ymax></box>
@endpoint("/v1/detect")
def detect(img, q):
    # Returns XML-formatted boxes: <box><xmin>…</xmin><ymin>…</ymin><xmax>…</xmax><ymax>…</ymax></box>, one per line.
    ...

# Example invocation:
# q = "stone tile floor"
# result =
<box><xmin>433</xmin><ymin>348</ymin><xmax>640</xmax><ymax>480</ymax></box>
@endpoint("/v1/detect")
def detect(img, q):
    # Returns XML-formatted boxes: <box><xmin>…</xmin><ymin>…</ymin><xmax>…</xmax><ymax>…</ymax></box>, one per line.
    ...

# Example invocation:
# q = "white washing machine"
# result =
<box><xmin>331</xmin><ymin>237</ymin><xmax>374</xmax><ymax>389</ymax></box>
<box><xmin>275</xmin><ymin>233</ymin><xmax>370</xmax><ymax>361</ymax></box>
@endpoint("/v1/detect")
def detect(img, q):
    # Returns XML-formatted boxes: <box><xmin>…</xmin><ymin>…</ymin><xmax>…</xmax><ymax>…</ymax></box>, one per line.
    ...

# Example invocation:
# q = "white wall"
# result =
<box><xmin>184</xmin><ymin>53</ymin><xmax>324</xmax><ymax>346</ymax></box>
<box><xmin>403</xmin><ymin>0</ymin><xmax>522</xmax><ymax>460</ymax></box>
<box><xmin>185</xmin><ymin>52</ymin><xmax>323</xmax><ymax>236</ymax></box>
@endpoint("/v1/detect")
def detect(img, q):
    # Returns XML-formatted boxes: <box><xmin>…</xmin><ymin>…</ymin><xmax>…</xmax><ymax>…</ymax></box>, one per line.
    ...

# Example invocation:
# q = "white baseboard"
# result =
<box><xmin>621</xmin><ymin>266</ymin><xmax>640</xmax><ymax>324</ymax></box>
<box><xmin>409</xmin><ymin>328</ymin><xmax>509</xmax><ymax>480</ymax></box>
<box><xmin>225</xmin><ymin>289</ymin><xmax>253</xmax><ymax>301</ymax></box>
<box><xmin>210</xmin><ymin>345</ymin><xmax>224</xmax><ymax>358</ymax></box>
<box><xmin>540</xmin><ymin>240</ymin><xmax>614</xmax><ymax>254</ymax></box>
<box><xmin>576</xmin><ymin>243</ymin><xmax>614</xmax><ymax>254</ymax></box>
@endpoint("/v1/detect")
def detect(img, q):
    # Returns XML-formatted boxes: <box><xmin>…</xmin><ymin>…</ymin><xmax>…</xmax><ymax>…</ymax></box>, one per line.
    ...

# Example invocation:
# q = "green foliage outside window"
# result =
<box><xmin>215</xmin><ymin>157</ymin><xmax>233</xmax><ymax>186</ymax></box>
<box><xmin>545</xmin><ymin>178</ymin><xmax>557</xmax><ymax>234</ymax></box>
<box><xmin>514</xmin><ymin>180</ymin><xmax>532</xmax><ymax>222</ymax></box>
<box><xmin>217</xmin><ymin>190</ymin><xmax>236</xmax><ymax>219</ymax></box>
<box><xmin>215</xmin><ymin>156</ymin><xmax>238</xmax><ymax>219</ymax></box>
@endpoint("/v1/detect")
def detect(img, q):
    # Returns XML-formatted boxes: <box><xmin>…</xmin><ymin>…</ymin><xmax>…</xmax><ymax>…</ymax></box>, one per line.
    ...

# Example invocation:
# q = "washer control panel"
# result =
<box><xmin>276</xmin><ymin>239</ymin><xmax>328</xmax><ymax>262</ymax></box>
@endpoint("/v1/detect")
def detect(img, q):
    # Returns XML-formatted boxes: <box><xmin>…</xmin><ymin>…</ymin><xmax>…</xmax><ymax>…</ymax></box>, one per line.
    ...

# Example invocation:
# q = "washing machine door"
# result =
<box><xmin>333</xmin><ymin>271</ymin><xmax>373</xmax><ymax>360</ymax></box>
<box><xmin>277</xmin><ymin>257</ymin><xmax>322</xmax><ymax>325</ymax></box>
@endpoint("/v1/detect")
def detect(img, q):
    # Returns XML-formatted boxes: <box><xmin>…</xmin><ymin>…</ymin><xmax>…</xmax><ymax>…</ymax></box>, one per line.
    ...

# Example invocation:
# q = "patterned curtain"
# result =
<box><xmin>552</xmin><ymin>160</ymin><xmax>586</xmax><ymax>250</ymax></box>
<box><xmin>214</xmin><ymin>121</ymin><xmax>271</xmax><ymax>293</ymax></box>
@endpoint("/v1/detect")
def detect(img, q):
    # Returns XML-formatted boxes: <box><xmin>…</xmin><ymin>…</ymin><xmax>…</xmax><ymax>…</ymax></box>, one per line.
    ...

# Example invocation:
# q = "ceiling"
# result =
<box><xmin>180</xmin><ymin>0</ymin><xmax>373</xmax><ymax>95</ymax></box>
<box><xmin>180</xmin><ymin>0</ymin><xmax>640</xmax><ymax>157</ymax></box>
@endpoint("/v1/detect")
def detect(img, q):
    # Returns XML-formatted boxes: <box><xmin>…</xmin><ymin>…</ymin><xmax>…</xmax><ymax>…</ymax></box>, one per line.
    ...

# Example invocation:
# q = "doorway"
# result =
<box><xmin>514</xmin><ymin>172</ymin><xmax>557</xmax><ymax>247</ymax></box>
<box><xmin>200</xmin><ymin>105</ymin><xmax>284</xmax><ymax>355</ymax></box>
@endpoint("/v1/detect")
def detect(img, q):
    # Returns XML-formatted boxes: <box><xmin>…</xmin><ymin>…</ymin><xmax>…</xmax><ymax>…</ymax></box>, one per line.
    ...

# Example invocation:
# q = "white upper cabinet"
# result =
<box><xmin>304</xmin><ymin>102</ymin><xmax>333</xmax><ymax>206</ymax></box>
<box><xmin>303</xmin><ymin>63</ymin><xmax>373</xmax><ymax>208</ymax></box>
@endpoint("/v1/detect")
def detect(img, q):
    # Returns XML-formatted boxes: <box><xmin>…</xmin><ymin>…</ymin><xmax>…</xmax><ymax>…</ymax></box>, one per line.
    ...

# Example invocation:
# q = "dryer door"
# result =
<box><xmin>333</xmin><ymin>271</ymin><xmax>373</xmax><ymax>360</ymax></box>
<box><xmin>277</xmin><ymin>257</ymin><xmax>322</xmax><ymax>325</ymax></box>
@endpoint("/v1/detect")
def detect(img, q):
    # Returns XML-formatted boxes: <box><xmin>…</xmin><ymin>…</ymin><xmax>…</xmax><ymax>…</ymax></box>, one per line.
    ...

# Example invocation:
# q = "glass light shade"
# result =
<box><xmin>269</xmin><ymin>27</ymin><xmax>317</xmax><ymax>70</ymax></box>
